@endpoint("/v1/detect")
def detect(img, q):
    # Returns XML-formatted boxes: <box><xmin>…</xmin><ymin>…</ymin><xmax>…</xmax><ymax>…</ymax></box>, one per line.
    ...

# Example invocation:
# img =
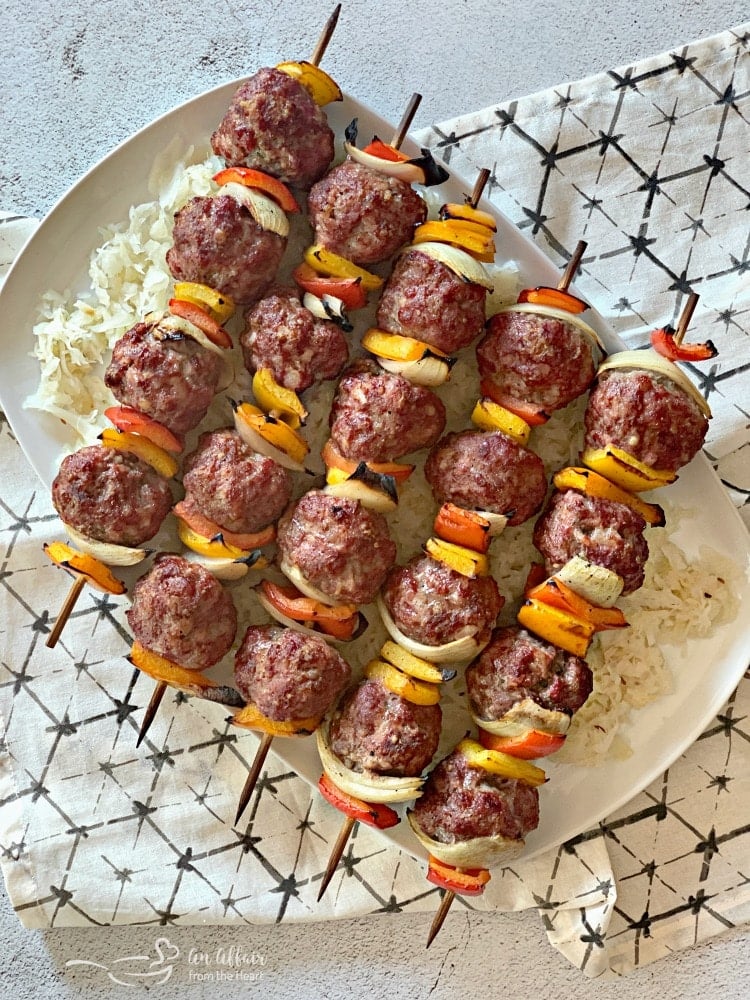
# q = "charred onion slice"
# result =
<box><xmin>343</xmin><ymin>140</ymin><xmax>449</xmax><ymax>187</ymax></box>
<box><xmin>412</xmin><ymin>220</ymin><xmax>495</xmax><ymax>262</ymax></box>
<box><xmin>376</xmin><ymin>593</ymin><xmax>487</xmax><ymax>664</ymax></box>
<box><xmin>218</xmin><ymin>182</ymin><xmax>290</xmax><ymax>238</ymax></box>
<box><xmin>410</xmin><ymin>241</ymin><xmax>494</xmax><ymax>290</ymax></box>
<box><xmin>596</xmin><ymin>348</ymin><xmax>711</xmax><ymax>418</ymax></box>
<box><xmin>280</xmin><ymin>559</ymin><xmax>345</xmax><ymax>607</ymax></box>
<box><xmin>181</xmin><ymin>550</ymin><xmax>260</xmax><ymax>581</ymax></box>
<box><xmin>316</xmin><ymin>717</ymin><xmax>423</xmax><ymax>804</ymax></box>
<box><xmin>62</xmin><ymin>523</ymin><xmax>148</xmax><ymax>567</ymax></box>
<box><xmin>148</xmin><ymin>310</ymin><xmax>227</xmax><ymax>357</ymax></box>
<box><xmin>212</xmin><ymin>167</ymin><xmax>300</xmax><ymax>213</ymax></box>
<box><xmin>43</xmin><ymin>541</ymin><xmax>126</xmax><ymax>595</ymax></box>
<box><xmin>375</xmin><ymin>353</ymin><xmax>455</xmax><ymax>388</ymax></box>
<box><xmin>553</xmin><ymin>555</ymin><xmax>625</xmax><ymax>608</ymax></box>
<box><xmin>493</xmin><ymin>302</ymin><xmax>604</xmax><ymax>354</ymax></box>
<box><xmin>324</xmin><ymin>463</ymin><xmax>399</xmax><ymax>513</ymax></box>
<box><xmin>408</xmin><ymin>812</ymin><xmax>526</xmax><ymax>869</ymax></box>
<box><xmin>168</xmin><ymin>298</ymin><xmax>233</xmax><ymax>349</ymax></box>
<box><xmin>301</xmin><ymin>291</ymin><xmax>353</xmax><ymax>331</ymax></box>
<box><xmin>470</xmin><ymin>696</ymin><xmax>571</xmax><ymax>739</ymax></box>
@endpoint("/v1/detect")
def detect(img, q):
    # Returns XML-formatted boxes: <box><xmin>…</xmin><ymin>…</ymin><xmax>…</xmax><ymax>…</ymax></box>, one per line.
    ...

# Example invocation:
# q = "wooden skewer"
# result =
<box><xmin>426</xmin><ymin>889</ymin><xmax>456</xmax><ymax>948</ymax></box>
<box><xmin>46</xmin><ymin>575</ymin><xmax>86</xmax><ymax>649</ymax></box>
<box><xmin>234</xmin><ymin>732</ymin><xmax>274</xmax><ymax>825</ymax></box>
<box><xmin>309</xmin><ymin>4</ymin><xmax>341</xmax><ymax>67</ymax></box>
<box><xmin>557</xmin><ymin>239</ymin><xmax>588</xmax><ymax>292</ymax></box>
<box><xmin>317</xmin><ymin>814</ymin><xmax>356</xmax><ymax>901</ymax></box>
<box><xmin>673</xmin><ymin>291</ymin><xmax>699</xmax><ymax>346</ymax></box>
<box><xmin>136</xmin><ymin>681</ymin><xmax>167</xmax><ymax>747</ymax></box>
<box><xmin>469</xmin><ymin>168</ymin><xmax>491</xmax><ymax>208</ymax></box>
<box><xmin>390</xmin><ymin>93</ymin><xmax>422</xmax><ymax>150</ymax></box>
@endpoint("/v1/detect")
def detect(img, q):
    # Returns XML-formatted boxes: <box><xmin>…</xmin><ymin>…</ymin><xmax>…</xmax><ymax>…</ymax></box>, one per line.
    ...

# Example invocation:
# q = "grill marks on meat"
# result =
<box><xmin>478</xmin><ymin>310</ymin><xmax>597</xmax><ymax>411</ymax></box>
<box><xmin>241</xmin><ymin>287</ymin><xmax>348</xmax><ymax>392</ymax></box>
<box><xmin>210</xmin><ymin>68</ymin><xmax>335</xmax><ymax>188</ymax></box>
<box><xmin>276</xmin><ymin>490</ymin><xmax>397</xmax><ymax>605</ymax></box>
<box><xmin>382</xmin><ymin>555</ymin><xmax>504</xmax><ymax>648</ymax></box>
<box><xmin>52</xmin><ymin>445</ymin><xmax>173</xmax><ymax>547</ymax></box>
<box><xmin>409</xmin><ymin>751</ymin><xmax>540</xmax><ymax>844</ymax></box>
<box><xmin>127</xmin><ymin>554</ymin><xmax>237</xmax><ymax>671</ymax></box>
<box><xmin>329</xmin><ymin>360</ymin><xmax>447</xmax><ymax>462</ymax></box>
<box><xmin>425</xmin><ymin>430</ymin><xmax>547</xmax><ymax>526</ymax></box>
<box><xmin>584</xmin><ymin>369</ymin><xmax>709</xmax><ymax>472</ymax></box>
<box><xmin>167</xmin><ymin>194</ymin><xmax>286</xmax><ymax>306</ymax></box>
<box><xmin>307</xmin><ymin>160</ymin><xmax>427</xmax><ymax>265</ymax></box>
<box><xmin>234</xmin><ymin>625</ymin><xmax>350</xmax><ymax>721</ymax></box>
<box><xmin>182</xmin><ymin>429</ymin><xmax>292</xmax><ymax>534</ymax></box>
<box><xmin>329</xmin><ymin>678</ymin><xmax>441</xmax><ymax>776</ymax></box>
<box><xmin>377</xmin><ymin>249</ymin><xmax>487</xmax><ymax>354</ymax></box>
<box><xmin>466</xmin><ymin>625</ymin><xmax>593</xmax><ymax>721</ymax></box>
<box><xmin>533</xmin><ymin>490</ymin><xmax>649</xmax><ymax>595</ymax></box>
<box><xmin>104</xmin><ymin>320</ymin><xmax>221</xmax><ymax>435</ymax></box>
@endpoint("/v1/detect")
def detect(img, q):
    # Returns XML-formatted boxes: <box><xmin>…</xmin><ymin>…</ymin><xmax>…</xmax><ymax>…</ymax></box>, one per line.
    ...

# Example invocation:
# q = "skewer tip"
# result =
<box><xmin>45</xmin><ymin>574</ymin><xmax>86</xmax><ymax>649</ymax></box>
<box><xmin>234</xmin><ymin>732</ymin><xmax>274</xmax><ymax>825</ymax></box>
<box><xmin>426</xmin><ymin>889</ymin><xmax>456</xmax><ymax>948</ymax></box>
<box><xmin>317</xmin><ymin>814</ymin><xmax>357</xmax><ymax>901</ymax></box>
<box><xmin>136</xmin><ymin>681</ymin><xmax>167</xmax><ymax>747</ymax></box>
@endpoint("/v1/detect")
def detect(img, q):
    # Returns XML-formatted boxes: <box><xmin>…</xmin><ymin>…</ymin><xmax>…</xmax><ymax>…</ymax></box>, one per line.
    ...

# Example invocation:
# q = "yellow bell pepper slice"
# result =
<box><xmin>517</xmin><ymin>598</ymin><xmax>596</xmax><ymax>657</ymax></box>
<box><xmin>361</xmin><ymin>327</ymin><xmax>448</xmax><ymax>363</ymax></box>
<box><xmin>99</xmin><ymin>428</ymin><xmax>179</xmax><ymax>479</ymax></box>
<box><xmin>128</xmin><ymin>641</ymin><xmax>219</xmax><ymax>691</ymax></box>
<box><xmin>252</xmin><ymin>368</ymin><xmax>308</xmax><ymax>428</ymax></box>
<box><xmin>471</xmin><ymin>397</ymin><xmax>531</xmax><ymax>447</ymax></box>
<box><xmin>581</xmin><ymin>445</ymin><xmax>676</xmax><ymax>494</ymax></box>
<box><xmin>275</xmin><ymin>61</ymin><xmax>342</xmax><ymax>105</ymax></box>
<box><xmin>424</xmin><ymin>536</ymin><xmax>490</xmax><ymax>578</ymax></box>
<box><xmin>176</xmin><ymin>518</ymin><xmax>253</xmax><ymax>561</ymax></box>
<box><xmin>364</xmin><ymin>659</ymin><xmax>441</xmax><ymax>706</ymax></box>
<box><xmin>303</xmin><ymin>245</ymin><xmax>384</xmax><ymax>291</ymax></box>
<box><xmin>456</xmin><ymin>737</ymin><xmax>547</xmax><ymax>787</ymax></box>
<box><xmin>234</xmin><ymin>402</ymin><xmax>310</xmax><ymax>465</ymax></box>
<box><xmin>44</xmin><ymin>541</ymin><xmax>126</xmax><ymax>595</ymax></box>
<box><xmin>439</xmin><ymin>202</ymin><xmax>497</xmax><ymax>232</ymax></box>
<box><xmin>231</xmin><ymin>702</ymin><xmax>320</xmax><ymax>736</ymax></box>
<box><xmin>412</xmin><ymin>220</ymin><xmax>496</xmax><ymax>262</ymax></box>
<box><xmin>552</xmin><ymin>466</ymin><xmax>665</xmax><ymax>526</ymax></box>
<box><xmin>173</xmin><ymin>281</ymin><xmax>235</xmax><ymax>324</ymax></box>
<box><xmin>379</xmin><ymin>640</ymin><xmax>455</xmax><ymax>684</ymax></box>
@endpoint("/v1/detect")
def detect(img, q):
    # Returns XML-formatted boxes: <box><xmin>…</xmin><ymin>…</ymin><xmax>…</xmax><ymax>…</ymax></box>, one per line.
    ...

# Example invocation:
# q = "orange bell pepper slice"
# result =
<box><xmin>167</xmin><ymin>298</ymin><xmax>232</xmax><ymax>349</ymax></box>
<box><xmin>259</xmin><ymin>579</ymin><xmax>359</xmax><ymax>641</ymax></box>
<box><xmin>479</xmin><ymin>379</ymin><xmax>550</xmax><ymax>425</ymax></box>
<box><xmin>213</xmin><ymin>167</ymin><xmax>300</xmax><ymax>213</ymax></box>
<box><xmin>361</xmin><ymin>138</ymin><xmax>411</xmax><ymax>162</ymax></box>
<box><xmin>517</xmin><ymin>286</ymin><xmax>588</xmax><ymax>314</ymax></box>
<box><xmin>650</xmin><ymin>326</ymin><xmax>717</xmax><ymax>362</ymax></box>
<box><xmin>478</xmin><ymin>727</ymin><xmax>566</xmax><ymax>760</ymax></box>
<box><xmin>321</xmin><ymin>438</ymin><xmax>414</xmax><ymax>485</ymax></box>
<box><xmin>172</xmin><ymin>500</ymin><xmax>276</xmax><ymax>553</ymax></box>
<box><xmin>104</xmin><ymin>405</ymin><xmax>184</xmax><ymax>454</ymax></box>
<box><xmin>426</xmin><ymin>856</ymin><xmax>491</xmax><ymax>897</ymax></box>
<box><xmin>433</xmin><ymin>502</ymin><xmax>492</xmax><ymax>554</ymax></box>
<box><xmin>231</xmin><ymin>702</ymin><xmax>319</xmax><ymax>737</ymax></box>
<box><xmin>318</xmin><ymin>773</ymin><xmax>400</xmax><ymax>829</ymax></box>
<box><xmin>44</xmin><ymin>541</ymin><xmax>126</xmax><ymax>595</ymax></box>
<box><xmin>525</xmin><ymin>575</ymin><xmax>628</xmax><ymax>630</ymax></box>
<box><xmin>292</xmin><ymin>263</ymin><xmax>368</xmax><ymax>310</ymax></box>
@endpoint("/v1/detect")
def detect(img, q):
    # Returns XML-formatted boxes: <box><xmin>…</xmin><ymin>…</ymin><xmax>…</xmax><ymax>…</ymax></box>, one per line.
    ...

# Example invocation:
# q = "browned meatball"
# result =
<box><xmin>329</xmin><ymin>360</ymin><xmax>446</xmax><ymax>462</ymax></box>
<box><xmin>276</xmin><ymin>490</ymin><xmax>397</xmax><ymax>605</ymax></box>
<box><xmin>328</xmin><ymin>679</ymin><xmax>441</xmax><ymax>776</ymax></box>
<box><xmin>233</xmin><ymin>625</ymin><xmax>350</xmax><ymax>721</ymax></box>
<box><xmin>104</xmin><ymin>319</ymin><xmax>221</xmax><ymax>436</ymax></box>
<box><xmin>52</xmin><ymin>445</ymin><xmax>172</xmax><ymax>547</ymax></box>
<box><xmin>584</xmin><ymin>368</ymin><xmax>709</xmax><ymax>472</ymax></box>
<box><xmin>240</xmin><ymin>287</ymin><xmax>348</xmax><ymax>392</ymax></box>
<box><xmin>425</xmin><ymin>430</ymin><xmax>547</xmax><ymax>526</ymax></box>
<box><xmin>182</xmin><ymin>429</ymin><xmax>292</xmax><ymax>534</ymax></box>
<box><xmin>166</xmin><ymin>194</ymin><xmax>286</xmax><ymax>305</ymax></box>
<box><xmin>127</xmin><ymin>554</ymin><xmax>237</xmax><ymax>671</ymax></box>
<box><xmin>307</xmin><ymin>160</ymin><xmax>427</xmax><ymax>265</ymax></box>
<box><xmin>466</xmin><ymin>625</ymin><xmax>593</xmax><ymax>721</ymax></box>
<box><xmin>409</xmin><ymin>750</ymin><xmax>539</xmax><ymax>844</ymax></box>
<box><xmin>478</xmin><ymin>309</ymin><xmax>597</xmax><ymax>412</ymax></box>
<box><xmin>211</xmin><ymin>68</ymin><xmax>335</xmax><ymax>188</ymax></box>
<box><xmin>533</xmin><ymin>490</ymin><xmax>649</xmax><ymax>595</ymax></box>
<box><xmin>376</xmin><ymin>249</ymin><xmax>488</xmax><ymax>354</ymax></box>
<box><xmin>381</xmin><ymin>555</ymin><xmax>504</xmax><ymax>648</ymax></box>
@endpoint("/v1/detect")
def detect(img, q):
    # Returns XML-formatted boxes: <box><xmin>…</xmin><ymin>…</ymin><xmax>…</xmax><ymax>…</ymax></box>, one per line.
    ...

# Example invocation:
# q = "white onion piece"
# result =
<box><xmin>301</xmin><ymin>291</ymin><xmax>349</xmax><ymax>325</ymax></box>
<box><xmin>218</xmin><ymin>182</ymin><xmax>290</xmax><ymax>238</ymax></box>
<box><xmin>376</xmin><ymin>594</ymin><xmax>486</xmax><ymax>664</ymax></box>
<box><xmin>316</xmin><ymin>722</ymin><xmax>423</xmax><ymax>803</ymax></box>
<box><xmin>411</xmin><ymin>241</ymin><xmax>494</xmax><ymax>290</ymax></box>
<box><xmin>554</xmin><ymin>555</ymin><xmax>624</xmax><ymax>608</ymax></box>
<box><xmin>233</xmin><ymin>411</ymin><xmax>305</xmax><ymax>472</ymax></box>
<box><xmin>148</xmin><ymin>311</ymin><xmax>226</xmax><ymax>357</ymax></box>
<box><xmin>376</xmin><ymin>354</ymin><xmax>452</xmax><ymax>387</ymax></box>
<box><xmin>408</xmin><ymin>813</ymin><xmax>525</xmax><ymax>868</ymax></box>
<box><xmin>62</xmin><ymin>523</ymin><xmax>147</xmax><ymax>566</ymax></box>
<box><xmin>470</xmin><ymin>697</ymin><xmax>571</xmax><ymax>738</ymax></box>
<box><xmin>597</xmin><ymin>349</ymin><xmax>711</xmax><ymax>418</ymax></box>
<box><xmin>343</xmin><ymin>141</ymin><xmax>429</xmax><ymax>184</ymax></box>
<box><xmin>181</xmin><ymin>551</ymin><xmax>250</xmax><ymax>581</ymax></box>
<box><xmin>323</xmin><ymin>480</ymin><xmax>398</xmax><ymax>514</ymax></box>
<box><xmin>475</xmin><ymin>509</ymin><xmax>509</xmax><ymax>537</ymax></box>
<box><xmin>494</xmin><ymin>302</ymin><xmax>605</xmax><ymax>354</ymax></box>
<box><xmin>279</xmin><ymin>559</ymin><xmax>340</xmax><ymax>606</ymax></box>
<box><xmin>256</xmin><ymin>587</ymin><xmax>350</xmax><ymax>646</ymax></box>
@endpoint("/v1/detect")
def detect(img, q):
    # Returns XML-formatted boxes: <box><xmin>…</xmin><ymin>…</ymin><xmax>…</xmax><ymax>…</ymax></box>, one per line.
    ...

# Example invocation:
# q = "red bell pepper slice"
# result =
<box><xmin>104</xmin><ymin>405</ymin><xmax>184</xmax><ymax>454</ymax></box>
<box><xmin>317</xmin><ymin>774</ymin><xmax>400</xmax><ymax>829</ymax></box>
<box><xmin>478</xmin><ymin>727</ymin><xmax>566</xmax><ymax>760</ymax></box>
<box><xmin>168</xmin><ymin>299</ymin><xmax>232</xmax><ymax>349</ymax></box>
<box><xmin>292</xmin><ymin>263</ymin><xmax>369</xmax><ymax>310</ymax></box>
<box><xmin>650</xmin><ymin>326</ymin><xmax>717</xmax><ymax>362</ymax></box>
<box><xmin>213</xmin><ymin>167</ymin><xmax>301</xmax><ymax>213</ymax></box>
<box><xmin>361</xmin><ymin>138</ymin><xmax>411</xmax><ymax>162</ymax></box>
<box><xmin>517</xmin><ymin>286</ymin><xmax>587</xmax><ymax>314</ymax></box>
<box><xmin>260</xmin><ymin>579</ymin><xmax>359</xmax><ymax>641</ymax></box>
<box><xmin>480</xmin><ymin>380</ymin><xmax>550</xmax><ymax>425</ymax></box>
<box><xmin>426</xmin><ymin>856</ymin><xmax>490</xmax><ymax>896</ymax></box>
<box><xmin>172</xmin><ymin>500</ymin><xmax>276</xmax><ymax>552</ymax></box>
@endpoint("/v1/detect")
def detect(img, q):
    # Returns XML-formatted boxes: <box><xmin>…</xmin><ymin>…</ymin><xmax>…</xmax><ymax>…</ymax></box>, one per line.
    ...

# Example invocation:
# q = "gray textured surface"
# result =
<box><xmin>1</xmin><ymin>0</ymin><xmax>749</xmax><ymax>995</ymax></box>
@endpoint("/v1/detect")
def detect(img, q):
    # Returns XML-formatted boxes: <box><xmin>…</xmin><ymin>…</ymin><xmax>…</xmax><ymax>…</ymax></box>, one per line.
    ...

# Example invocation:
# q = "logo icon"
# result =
<box><xmin>66</xmin><ymin>936</ymin><xmax>180</xmax><ymax>987</ymax></box>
